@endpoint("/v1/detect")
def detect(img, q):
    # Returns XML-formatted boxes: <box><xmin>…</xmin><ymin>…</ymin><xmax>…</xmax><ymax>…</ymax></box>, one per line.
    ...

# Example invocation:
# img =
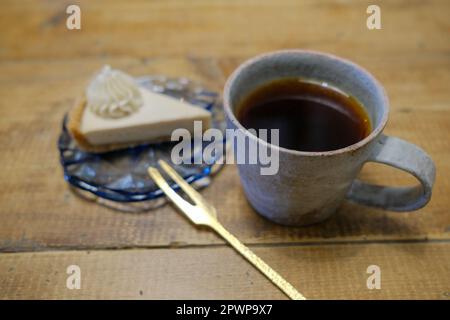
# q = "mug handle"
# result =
<box><xmin>346</xmin><ymin>134</ymin><xmax>436</xmax><ymax>211</ymax></box>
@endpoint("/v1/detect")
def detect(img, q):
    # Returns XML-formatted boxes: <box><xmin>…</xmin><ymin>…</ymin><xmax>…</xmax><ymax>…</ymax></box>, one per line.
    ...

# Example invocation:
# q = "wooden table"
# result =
<box><xmin>0</xmin><ymin>0</ymin><xmax>449</xmax><ymax>299</ymax></box>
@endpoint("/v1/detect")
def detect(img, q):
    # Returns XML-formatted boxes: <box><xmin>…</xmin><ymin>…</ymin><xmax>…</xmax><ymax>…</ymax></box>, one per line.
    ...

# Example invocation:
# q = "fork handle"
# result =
<box><xmin>210</xmin><ymin>221</ymin><xmax>306</xmax><ymax>300</ymax></box>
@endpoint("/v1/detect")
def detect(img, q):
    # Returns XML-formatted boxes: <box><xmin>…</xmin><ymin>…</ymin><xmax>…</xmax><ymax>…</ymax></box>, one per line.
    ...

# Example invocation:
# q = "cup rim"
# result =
<box><xmin>223</xmin><ymin>49</ymin><xmax>390</xmax><ymax>157</ymax></box>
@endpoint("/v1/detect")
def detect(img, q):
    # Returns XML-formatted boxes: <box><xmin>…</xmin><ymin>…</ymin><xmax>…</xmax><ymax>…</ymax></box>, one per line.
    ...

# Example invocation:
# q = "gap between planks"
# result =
<box><xmin>1</xmin><ymin>237</ymin><xmax>450</xmax><ymax>254</ymax></box>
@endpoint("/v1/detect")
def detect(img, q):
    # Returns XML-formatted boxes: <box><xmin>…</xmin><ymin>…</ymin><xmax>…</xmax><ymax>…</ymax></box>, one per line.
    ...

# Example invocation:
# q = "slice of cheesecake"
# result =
<box><xmin>68</xmin><ymin>66</ymin><xmax>211</xmax><ymax>153</ymax></box>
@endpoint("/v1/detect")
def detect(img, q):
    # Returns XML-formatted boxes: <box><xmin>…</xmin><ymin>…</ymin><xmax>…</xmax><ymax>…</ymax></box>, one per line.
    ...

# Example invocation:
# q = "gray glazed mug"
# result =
<box><xmin>223</xmin><ymin>50</ymin><xmax>436</xmax><ymax>226</ymax></box>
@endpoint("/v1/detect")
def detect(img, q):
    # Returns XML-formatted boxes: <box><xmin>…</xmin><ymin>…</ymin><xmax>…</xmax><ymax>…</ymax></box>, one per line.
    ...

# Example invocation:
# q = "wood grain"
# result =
<box><xmin>1</xmin><ymin>243</ymin><xmax>449</xmax><ymax>299</ymax></box>
<box><xmin>0</xmin><ymin>0</ymin><xmax>449</xmax><ymax>61</ymax></box>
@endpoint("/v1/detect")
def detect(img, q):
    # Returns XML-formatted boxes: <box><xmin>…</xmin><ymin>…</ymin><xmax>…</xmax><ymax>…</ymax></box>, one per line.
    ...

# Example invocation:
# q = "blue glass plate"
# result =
<box><xmin>58</xmin><ymin>76</ymin><xmax>225</xmax><ymax>210</ymax></box>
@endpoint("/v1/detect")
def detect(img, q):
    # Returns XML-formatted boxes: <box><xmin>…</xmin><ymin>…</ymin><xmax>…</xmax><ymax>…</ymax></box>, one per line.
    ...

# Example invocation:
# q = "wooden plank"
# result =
<box><xmin>0</xmin><ymin>242</ymin><xmax>449</xmax><ymax>299</ymax></box>
<box><xmin>0</xmin><ymin>56</ymin><xmax>449</xmax><ymax>252</ymax></box>
<box><xmin>0</xmin><ymin>0</ymin><xmax>449</xmax><ymax>61</ymax></box>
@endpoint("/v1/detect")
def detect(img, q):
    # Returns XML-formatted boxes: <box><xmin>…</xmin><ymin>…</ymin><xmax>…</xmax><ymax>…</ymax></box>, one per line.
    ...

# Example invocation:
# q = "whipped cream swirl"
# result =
<box><xmin>86</xmin><ymin>65</ymin><xmax>143</xmax><ymax>118</ymax></box>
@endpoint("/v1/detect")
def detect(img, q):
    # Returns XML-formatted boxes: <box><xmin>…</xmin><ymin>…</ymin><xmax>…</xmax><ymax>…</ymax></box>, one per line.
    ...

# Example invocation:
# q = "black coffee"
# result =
<box><xmin>237</xmin><ymin>78</ymin><xmax>371</xmax><ymax>152</ymax></box>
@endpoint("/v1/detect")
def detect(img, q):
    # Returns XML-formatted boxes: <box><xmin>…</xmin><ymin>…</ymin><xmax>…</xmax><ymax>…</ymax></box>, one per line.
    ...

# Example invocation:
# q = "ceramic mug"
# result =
<box><xmin>223</xmin><ymin>50</ymin><xmax>436</xmax><ymax>226</ymax></box>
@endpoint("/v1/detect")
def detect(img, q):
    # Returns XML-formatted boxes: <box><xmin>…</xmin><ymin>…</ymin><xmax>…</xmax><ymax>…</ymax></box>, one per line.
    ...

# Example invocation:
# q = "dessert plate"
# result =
<box><xmin>58</xmin><ymin>76</ymin><xmax>226</xmax><ymax>211</ymax></box>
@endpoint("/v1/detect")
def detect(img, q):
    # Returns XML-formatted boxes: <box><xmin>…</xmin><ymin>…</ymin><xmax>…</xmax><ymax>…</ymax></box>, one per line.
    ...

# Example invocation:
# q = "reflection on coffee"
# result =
<box><xmin>237</xmin><ymin>78</ymin><xmax>371</xmax><ymax>152</ymax></box>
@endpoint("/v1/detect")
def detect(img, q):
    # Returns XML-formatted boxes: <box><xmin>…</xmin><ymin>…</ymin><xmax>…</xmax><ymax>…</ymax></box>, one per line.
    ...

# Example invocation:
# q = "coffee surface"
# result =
<box><xmin>237</xmin><ymin>78</ymin><xmax>371</xmax><ymax>152</ymax></box>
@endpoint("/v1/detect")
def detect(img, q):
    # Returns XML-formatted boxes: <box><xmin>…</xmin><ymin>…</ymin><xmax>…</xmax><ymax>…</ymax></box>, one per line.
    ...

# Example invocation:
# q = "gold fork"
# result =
<box><xmin>147</xmin><ymin>160</ymin><xmax>306</xmax><ymax>300</ymax></box>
